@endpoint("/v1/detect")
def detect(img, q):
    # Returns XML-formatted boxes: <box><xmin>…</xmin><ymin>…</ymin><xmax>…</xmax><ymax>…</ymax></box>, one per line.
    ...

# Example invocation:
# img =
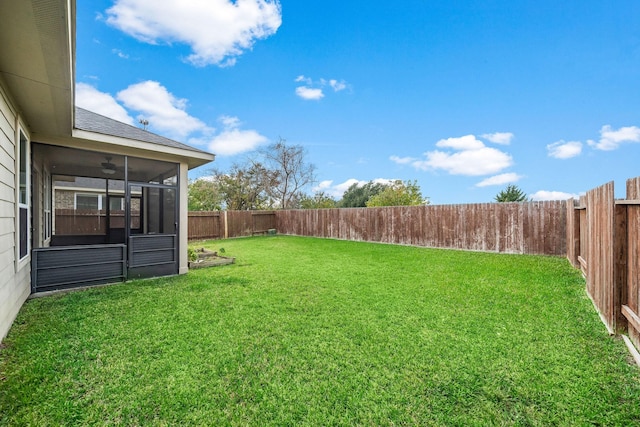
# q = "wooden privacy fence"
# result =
<box><xmin>55</xmin><ymin>209</ymin><xmax>139</xmax><ymax>235</ymax></box>
<box><xmin>566</xmin><ymin>176</ymin><xmax>640</xmax><ymax>355</ymax></box>
<box><xmin>188</xmin><ymin>211</ymin><xmax>276</xmax><ymax>240</ymax></box>
<box><xmin>189</xmin><ymin>202</ymin><xmax>566</xmax><ymax>255</ymax></box>
<box><xmin>276</xmin><ymin>201</ymin><xmax>567</xmax><ymax>255</ymax></box>
<box><xmin>188</xmin><ymin>211</ymin><xmax>223</xmax><ymax>240</ymax></box>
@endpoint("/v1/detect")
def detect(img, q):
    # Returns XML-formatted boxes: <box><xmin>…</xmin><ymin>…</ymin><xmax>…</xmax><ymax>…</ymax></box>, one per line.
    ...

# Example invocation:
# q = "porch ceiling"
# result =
<box><xmin>39</xmin><ymin>145</ymin><xmax>177</xmax><ymax>183</ymax></box>
<box><xmin>0</xmin><ymin>0</ymin><xmax>74</xmax><ymax>137</ymax></box>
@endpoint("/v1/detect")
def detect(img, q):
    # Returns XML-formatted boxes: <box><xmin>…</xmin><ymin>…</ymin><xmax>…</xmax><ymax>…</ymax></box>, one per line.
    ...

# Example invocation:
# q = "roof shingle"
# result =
<box><xmin>74</xmin><ymin>107</ymin><xmax>211</xmax><ymax>155</ymax></box>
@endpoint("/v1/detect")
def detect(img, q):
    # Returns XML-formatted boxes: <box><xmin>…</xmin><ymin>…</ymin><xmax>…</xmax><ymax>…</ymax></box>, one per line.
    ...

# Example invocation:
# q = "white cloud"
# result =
<box><xmin>77</xmin><ymin>81</ymin><xmax>268</xmax><ymax>157</ymax></box>
<box><xmin>390</xmin><ymin>155</ymin><xmax>416</xmax><ymax>165</ymax></box>
<box><xmin>117</xmin><ymin>81</ymin><xmax>210</xmax><ymax>139</ymax></box>
<box><xmin>219</xmin><ymin>115</ymin><xmax>241</xmax><ymax>128</ymax></box>
<box><xmin>475</xmin><ymin>173</ymin><xmax>522</xmax><ymax>187</ymax></box>
<box><xmin>313</xmin><ymin>179</ymin><xmax>360</xmax><ymax>198</ymax></box>
<box><xmin>481</xmin><ymin>132</ymin><xmax>514</xmax><ymax>145</ymax></box>
<box><xmin>313</xmin><ymin>180</ymin><xmax>335</xmax><ymax>192</ymax></box>
<box><xmin>587</xmin><ymin>125</ymin><xmax>640</xmax><ymax>151</ymax></box>
<box><xmin>111</xmin><ymin>48</ymin><xmax>130</xmax><ymax>59</ymax></box>
<box><xmin>105</xmin><ymin>0</ymin><xmax>282</xmax><ymax>67</ymax></box>
<box><xmin>530</xmin><ymin>190</ymin><xmax>580</xmax><ymax>201</ymax></box>
<box><xmin>412</xmin><ymin>144</ymin><xmax>513</xmax><ymax>176</ymax></box>
<box><xmin>435</xmin><ymin>135</ymin><xmax>485</xmax><ymax>151</ymax></box>
<box><xmin>547</xmin><ymin>140</ymin><xmax>582</xmax><ymax>159</ymax></box>
<box><xmin>206</xmin><ymin>116</ymin><xmax>268</xmax><ymax>156</ymax></box>
<box><xmin>329</xmin><ymin>79</ymin><xmax>347</xmax><ymax>92</ymax></box>
<box><xmin>295</xmin><ymin>75</ymin><xmax>349</xmax><ymax>100</ymax></box>
<box><xmin>403</xmin><ymin>134</ymin><xmax>514</xmax><ymax>176</ymax></box>
<box><xmin>296</xmin><ymin>86</ymin><xmax>324</xmax><ymax>100</ymax></box>
<box><xmin>295</xmin><ymin>75</ymin><xmax>312</xmax><ymax>84</ymax></box>
<box><xmin>75</xmin><ymin>83</ymin><xmax>134</xmax><ymax>125</ymax></box>
<box><xmin>313</xmin><ymin>178</ymin><xmax>395</xmax><ymax>198</ymax></box>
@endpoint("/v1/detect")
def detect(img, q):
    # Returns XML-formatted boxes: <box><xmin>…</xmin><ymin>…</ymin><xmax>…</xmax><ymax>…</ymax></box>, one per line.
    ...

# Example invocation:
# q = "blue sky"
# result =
<box><xmin>75</xmin><ymin>0</ymin><xmax>640</xmax><ymax>204</ymax></box>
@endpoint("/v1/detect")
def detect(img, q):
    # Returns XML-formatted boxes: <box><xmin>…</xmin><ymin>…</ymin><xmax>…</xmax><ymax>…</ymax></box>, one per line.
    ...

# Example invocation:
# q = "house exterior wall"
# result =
<box><xmin>55</xmin><ymin>189</ymin><xmax>75</xmax><ymax>209</ymax></box>
<box><xmin>0</xmin><ymin>80</ymin><xmax>31</xmax><ymax>341</ymax></box>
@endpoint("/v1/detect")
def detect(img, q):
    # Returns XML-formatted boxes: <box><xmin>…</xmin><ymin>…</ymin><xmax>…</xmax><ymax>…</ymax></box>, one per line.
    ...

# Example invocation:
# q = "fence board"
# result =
<box><xmin>626</xmin><ymin>177</ymin><xmax>640</xmax><ymax>350</ymax></box>
<box><xmin>188</xmin><ymin>211</ymin><xmax>221</xmax><ymax>240</ymax></box>
<box><xmin>582</xmin><ymin>182</ymin><xmax>616</xmax><ymax>333</ymax></box>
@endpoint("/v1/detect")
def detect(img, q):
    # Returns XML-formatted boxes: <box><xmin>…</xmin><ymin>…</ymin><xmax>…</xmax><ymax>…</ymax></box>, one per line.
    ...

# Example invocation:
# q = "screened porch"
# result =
<box><xmin>31</xmin><ymin>143</ymin><xmax>182</xmax><ymax>292</ymax></box>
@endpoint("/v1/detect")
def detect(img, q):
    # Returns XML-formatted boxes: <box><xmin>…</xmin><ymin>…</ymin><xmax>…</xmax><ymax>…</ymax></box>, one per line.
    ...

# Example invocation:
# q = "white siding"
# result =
<box><xmin>0</xmin><ymin>82</ymin><xmax>30</xmax><ymax>341</ymax></box>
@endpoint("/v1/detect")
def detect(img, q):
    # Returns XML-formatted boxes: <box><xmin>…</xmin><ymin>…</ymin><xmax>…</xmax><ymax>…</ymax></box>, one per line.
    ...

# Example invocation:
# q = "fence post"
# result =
<box><xmin>224</xmin><ymin>211</ymin><xmax>229</xmax><ymax>239</ymax></box>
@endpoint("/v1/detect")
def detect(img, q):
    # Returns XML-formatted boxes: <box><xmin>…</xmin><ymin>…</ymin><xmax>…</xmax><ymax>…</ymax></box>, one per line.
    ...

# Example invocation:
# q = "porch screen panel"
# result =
<box><xmin>145</xmin><ymin>187</ymin><xmax>176</xmax><ymax>234</ymax></box>
<box><xmin>127</xmin><ymin>157</ymin><xmax>179</xmax><ymax>279</ymax></box>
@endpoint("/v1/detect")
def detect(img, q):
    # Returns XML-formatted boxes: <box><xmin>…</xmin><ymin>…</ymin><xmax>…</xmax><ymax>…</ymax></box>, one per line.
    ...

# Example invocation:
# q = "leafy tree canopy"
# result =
<box><xmin>366</xmin><ymin>180</ymin><xmax>429</xmax><ymax>207</ymax></box>
<box><xmin>300</xmin><ymin>191</ymin><xmax>337</xmax><ymax>209</ymax></box>
<box><xmin>214</xmin><ymin>162</ymin><xmax>272</xmax><ymax>210</ymax></box>
<box><xmin>188</xmin><ymin>178</ymin><xmax>222</xmax><ymax>211</ymax></box>
<box><xmin>494</xmin><ymin>184</ymin><xmax>527</xmax><ymax>202</ymax></box>
<box><xmin>338</xmin><ymin>181</ymin><xmax>390</xmax><ymax>207</ymax></box>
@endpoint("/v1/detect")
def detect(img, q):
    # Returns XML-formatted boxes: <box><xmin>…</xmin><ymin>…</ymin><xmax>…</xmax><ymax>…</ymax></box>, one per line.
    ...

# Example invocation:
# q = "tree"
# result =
<box><xmin>366</xmin><ymin>180</ymin><xmax>429</xmax><ymax>207</ymax></box>
<box><xmin>495</xmin><ymin>184</ymin><xmax>527</xmax><ymax>202</ymax></box>
<box><xmin>259</xmin><ymin>139</ymin><xmax>316</xmax><ymax>209</ymax></box>
<box><xmin>214</xmin><ymin>162</ymin><xmax>272</xmax><ymax>210</ymax></box>
<box><xmin>188</xmin><ymin>178</ymin><xmax>223</xmax><ymax>211</ymax></box>
<box><xmin>338</xmin><ymin>181</ymin><xmax>390</xmax><ymax>207</ymax></box>
<box><xmin>300</xmin><ymin>191</ymin><xmax>337</xmax><ymax>209</ymax></box>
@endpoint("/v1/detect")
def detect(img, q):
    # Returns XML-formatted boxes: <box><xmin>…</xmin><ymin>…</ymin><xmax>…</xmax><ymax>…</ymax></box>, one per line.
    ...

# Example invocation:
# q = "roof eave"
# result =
<box><xmin>35</xmin><ymin>129</ymin><xmax>214</xmax><ymax>169</ymax></box>
<box><xmin>72</xmin><ymin>129</ymin><xmax>215</xmax><ymax>169</ymax></box>
<box><xmin>0</xmin><ymin>0</ymin><xmax>75</xmax><ymax>137</ymax></box>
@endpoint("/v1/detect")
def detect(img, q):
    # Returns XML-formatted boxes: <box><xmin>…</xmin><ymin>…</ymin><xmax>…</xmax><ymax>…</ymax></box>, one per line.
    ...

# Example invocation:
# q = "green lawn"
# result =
<box><xmin>1</xmin><ymin>236</ymin><xmax>639</xmax><ymax>426</ymax></box>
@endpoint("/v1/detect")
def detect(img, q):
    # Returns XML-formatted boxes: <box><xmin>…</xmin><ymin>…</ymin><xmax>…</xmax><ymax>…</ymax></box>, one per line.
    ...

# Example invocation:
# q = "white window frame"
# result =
<box><xmin>16</xmin><ymin>125</ymin><xmax>30</xmax><ymax>265</ymax></box>
<box><xmin>43</xmin><ymin>167</ymin><xmax>52</xmax><ymax>242</ymax></box>
<box><xmin>74</xmin><ymin>193</ymin><xmax>103</xmax><ymax>210</ymax></box>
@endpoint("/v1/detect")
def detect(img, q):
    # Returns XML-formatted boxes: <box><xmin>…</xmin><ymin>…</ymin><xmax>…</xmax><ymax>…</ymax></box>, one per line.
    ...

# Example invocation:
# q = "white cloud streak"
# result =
<box><xmin>105</xmin><ymin>0</ymin><xmax>282</xmax><ymax>67</ymax></box>
<box><xmin>547</xmin><ymin>140</ymin><xmax>582</xmax><ymax>159</ymax></box>
<box><xmin>389</xmin><ymin>155</ymin><xmax>416</xmax><ymax>165</ymax></box>
<box><xmin>295</xmin><ymin>75</ymin><xmax>349</xmax><ymax>100</ymax></box>
<box><xmin>530</xmin><ymin>190</ymin><xmax>580</xmax><ymax>201</ymax></box>
<box><xmin>313</xmin><ymin>178</ymin><xmax>395</xmax><ymax>199</ymax></box>
<box><xmin>475</xmin><ymin>173</ymin><xmax>522</xmax><ymax>187</ymax></box>
<box><xmin>295</xmin><ymin>75</ymin><xmax>312</xmax><ymax>84</ymax></box>
<box><xmin>111</xmin><ymin>48</ymin><xmax>130</xmax><ymax>59</ymax></box>
<box><xmin>329</xmin><ymin>79</ymin><xmax>347</xmax><ymax>92</ymax></box>
<box><xmin>481</xmin><ymin>132</ymin><xmax>514</xmax><ymax>145</ymax></box>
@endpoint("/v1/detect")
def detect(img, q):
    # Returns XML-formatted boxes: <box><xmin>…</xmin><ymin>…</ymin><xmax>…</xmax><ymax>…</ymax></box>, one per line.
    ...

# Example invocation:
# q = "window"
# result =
<box><xmin>74</xmin><ymin>193</ymin><xmax>123</xmax><ymax>211</ymax></box>
<box><xmin>109</xmin><ymin>196</ymin><xmax>124</xmax><ymax>211</ymax></box>
<box><xmin>75</xmin><ymin>193</ymin><xmax>100</xmax><ymax>210</ymax></box>
<box><xmin>18</xmin><ymin>130</ymin><xmax>29</xmax><ymax>260</ymax></box>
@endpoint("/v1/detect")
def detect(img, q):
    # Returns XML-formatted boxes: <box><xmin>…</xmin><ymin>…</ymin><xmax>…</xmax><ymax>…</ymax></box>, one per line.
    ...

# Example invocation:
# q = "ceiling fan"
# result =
<box><xmin>101</xmin><ymin>156</ymin><xmax>116</xmax><ymax>175</ymax></box>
